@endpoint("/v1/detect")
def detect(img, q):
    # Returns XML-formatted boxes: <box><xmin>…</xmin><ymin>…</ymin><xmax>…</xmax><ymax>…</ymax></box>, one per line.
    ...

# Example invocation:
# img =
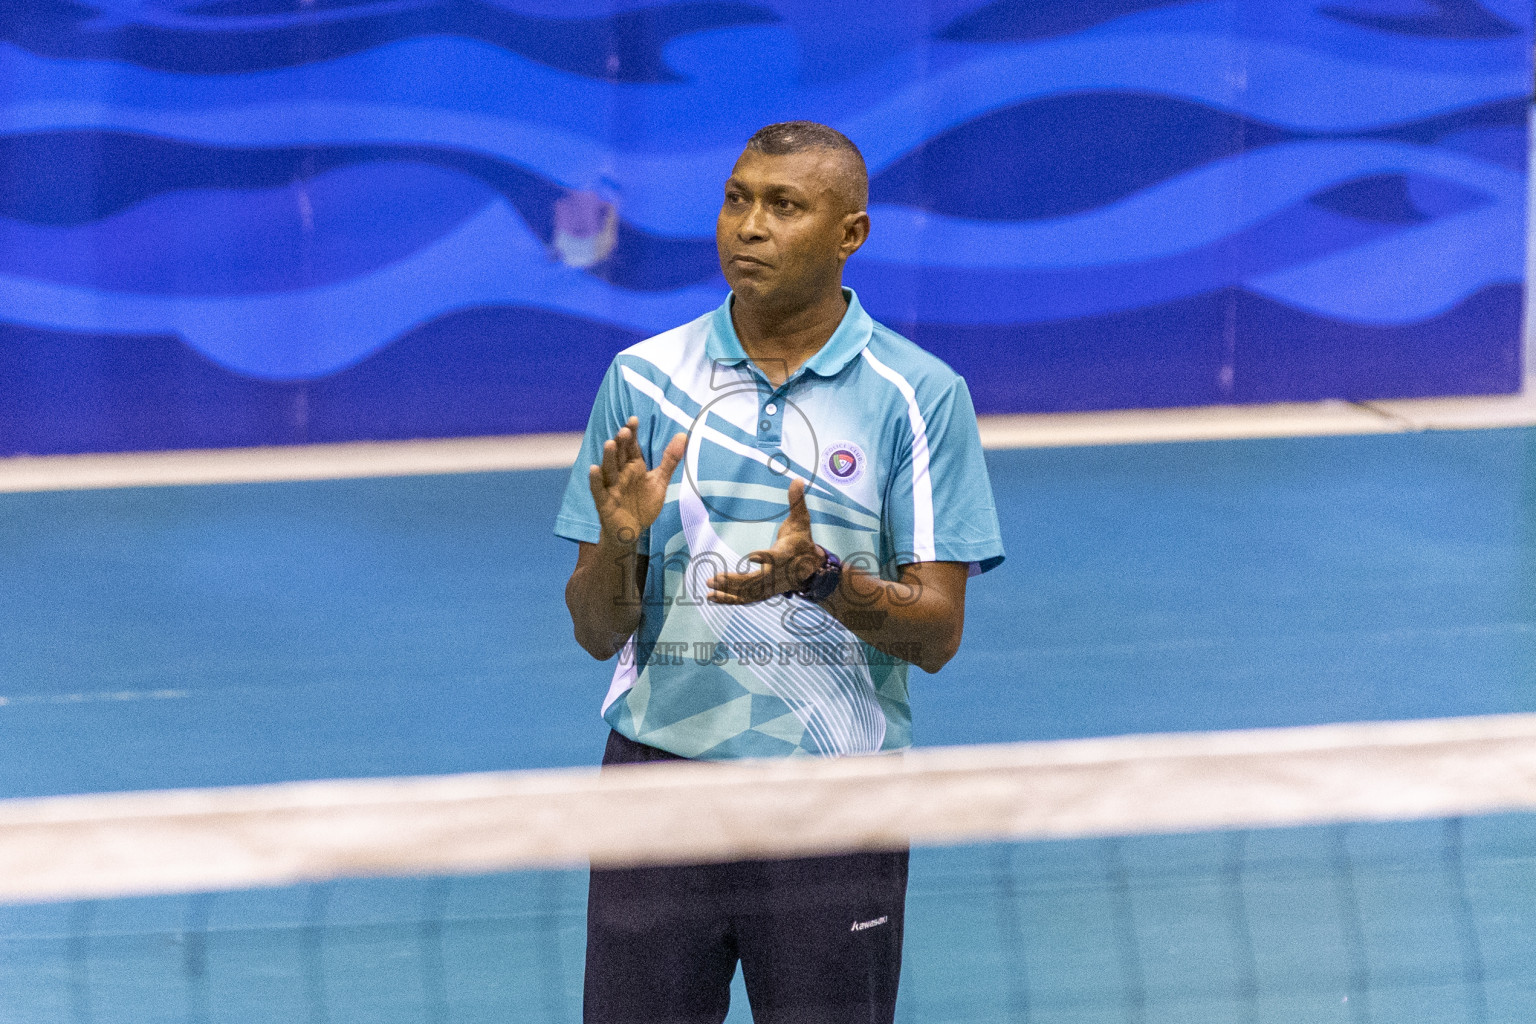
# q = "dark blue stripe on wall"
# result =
<box><xmin>872</xmin><ymin>93</ymin><xmax>1293</xmax><ymax>221</ymax></box>
<box><xmin>0</xmin><ymin>309</ymin><xmax>641</xmax><ymax>456</ymax></box>
<box><xmin>870</xmin><ymin>96</ymin><xmax>1526</xmax><ymax>222</ymax></box>
<box><xmin>936</xmin><ymin>0</ymin><xmax>1192</xmax><ymax>42</ymax></box>
<box><xmin>1317</xmin><ymin>0</ymin><xmax>1520</xmax><ymax>39</ymax></box>
<box><xmin>904</xmin><ymin>284</ymin><xmax>1524</xmax><ymax>415</ymax></box>
<box><xmin>1228</xmin><ymin>284</ymin><xmax>1524</xmax><ymax>404</ymax></box>
<box><xmin>0</xmin><ymin>132</ymin><xmax>722</xmax><ymax>292</ymax></box>
<box><xmin>1</xmin><ymin>1</ymin><xmax>780</xmax><ymax>79</ymax></box>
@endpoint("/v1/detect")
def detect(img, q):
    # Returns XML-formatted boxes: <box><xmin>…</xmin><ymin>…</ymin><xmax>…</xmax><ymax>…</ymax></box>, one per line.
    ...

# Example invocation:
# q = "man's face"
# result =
<box><xmin>716</xmin><ymin>148</ymin><xmax>866</xmax><ymax>309</ymax></box>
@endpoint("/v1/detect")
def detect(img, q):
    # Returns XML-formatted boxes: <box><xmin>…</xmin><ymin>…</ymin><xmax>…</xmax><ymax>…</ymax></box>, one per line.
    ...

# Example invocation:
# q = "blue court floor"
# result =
<box><xmin>1</xmin><ymin>428</ymin><xmax>1534</xmax><ymax>1021</ymax></box>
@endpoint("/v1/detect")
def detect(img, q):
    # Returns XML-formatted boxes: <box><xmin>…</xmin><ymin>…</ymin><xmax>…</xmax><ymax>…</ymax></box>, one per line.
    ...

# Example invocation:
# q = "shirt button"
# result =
<box><xmin>765</xmin><ymin>403</ymin><xmax>778</xmax><ymax>415</ymax></box>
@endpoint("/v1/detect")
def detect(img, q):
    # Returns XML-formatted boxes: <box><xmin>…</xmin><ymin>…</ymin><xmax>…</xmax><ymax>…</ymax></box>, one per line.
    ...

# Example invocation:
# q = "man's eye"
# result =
<box><xmin>775</xmin><ymin>199</ymin><xmax>795</xmax><ymax>212</ymax></box>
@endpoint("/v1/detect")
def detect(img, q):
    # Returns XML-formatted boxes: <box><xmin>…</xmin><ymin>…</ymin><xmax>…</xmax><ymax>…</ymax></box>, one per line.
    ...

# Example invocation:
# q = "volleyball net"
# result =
<box><xmin>2</xmin><ymin>713</ymin><xmax>1534</xmax><ymax>1022</ymax></box>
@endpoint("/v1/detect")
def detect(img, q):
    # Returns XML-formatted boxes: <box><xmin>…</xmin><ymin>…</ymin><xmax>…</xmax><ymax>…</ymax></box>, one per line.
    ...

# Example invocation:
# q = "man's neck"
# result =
<box><xmin>731</xmin><ymin>287</ymin><xmax>849</xmax><ymax>387</ymax></box>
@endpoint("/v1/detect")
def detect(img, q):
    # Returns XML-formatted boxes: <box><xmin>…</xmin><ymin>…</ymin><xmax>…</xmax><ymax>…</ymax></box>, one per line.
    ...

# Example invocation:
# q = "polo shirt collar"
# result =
<box><xmin>706</xmin><ymin>288</ymin><xmax>874</xmax><ymax>381</ymax></box>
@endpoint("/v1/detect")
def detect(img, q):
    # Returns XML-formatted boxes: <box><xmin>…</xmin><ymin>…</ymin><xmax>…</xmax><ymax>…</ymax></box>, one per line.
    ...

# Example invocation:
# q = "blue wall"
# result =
<box><xmin>0</xmin><ymin>0</ymin><xmax>1529</xmax><ymax>455</ymax></box>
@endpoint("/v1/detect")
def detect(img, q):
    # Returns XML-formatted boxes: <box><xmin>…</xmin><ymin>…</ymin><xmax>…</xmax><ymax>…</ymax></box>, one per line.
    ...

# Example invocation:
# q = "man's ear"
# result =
<box><xmin>840</xmin><ymin>211</ymin><xmax>871</xmax><ymax>259</ymax></box>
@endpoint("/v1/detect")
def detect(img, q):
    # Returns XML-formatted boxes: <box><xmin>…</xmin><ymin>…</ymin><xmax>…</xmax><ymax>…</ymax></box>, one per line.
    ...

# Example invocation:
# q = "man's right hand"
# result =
<box><xmin>588</xmin><ymin>416</ymin><xmax>687</xmax><ymax>545</ymax></box>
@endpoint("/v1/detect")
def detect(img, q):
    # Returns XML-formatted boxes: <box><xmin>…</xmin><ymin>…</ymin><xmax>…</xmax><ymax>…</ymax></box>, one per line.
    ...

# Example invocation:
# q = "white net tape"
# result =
<box><xmin>2</xmin><ymin>713</ymin><xmax>1534</xmax><ymax>904</ymax></box>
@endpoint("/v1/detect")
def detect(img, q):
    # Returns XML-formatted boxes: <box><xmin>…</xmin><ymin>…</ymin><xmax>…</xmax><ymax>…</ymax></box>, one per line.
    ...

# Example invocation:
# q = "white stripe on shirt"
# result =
<box><xmin>619</xmin><ymin>365</ymin><xmax>813</xmax><ymax>486</ymax></box>
<box><xmin>859</xmin><ymin>348</ymin><xmax>935</xmax><ymax>561</ymax></box>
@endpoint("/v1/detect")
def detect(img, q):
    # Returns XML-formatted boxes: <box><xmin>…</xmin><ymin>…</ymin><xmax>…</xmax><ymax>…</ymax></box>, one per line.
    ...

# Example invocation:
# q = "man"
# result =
<box><xmin>556</xmin><ymin>121</ymin><xmax>1005</xmax><ymax>1024</ymax></box>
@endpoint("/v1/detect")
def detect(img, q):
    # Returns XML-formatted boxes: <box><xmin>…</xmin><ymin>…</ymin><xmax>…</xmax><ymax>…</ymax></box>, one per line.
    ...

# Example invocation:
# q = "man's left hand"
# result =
<box><xmin>706</xmin><ymin>478</ymin><xmax>824</xmax><ymax>604</ymax></box>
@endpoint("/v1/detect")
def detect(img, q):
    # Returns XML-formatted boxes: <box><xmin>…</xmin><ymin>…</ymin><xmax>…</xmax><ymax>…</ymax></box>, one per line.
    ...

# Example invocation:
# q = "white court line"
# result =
<box><xmin>0</xmin><ymin>432</ymin><xmax>582</xmax><ymax>494</ymax></box>
<box><xmin>3</xmin><ymin>387</ymin><xmax>1536</xmax><ymax>494</ymax></box>
<box><xmin>0</xmin><ymin>689</ymin><xmax>189</xmax><ymax>708</ymax></box>
<box><xmin>0</xmin><ymin>712</ymin><xmax>1533</xmax><ymax>903</ymax></box>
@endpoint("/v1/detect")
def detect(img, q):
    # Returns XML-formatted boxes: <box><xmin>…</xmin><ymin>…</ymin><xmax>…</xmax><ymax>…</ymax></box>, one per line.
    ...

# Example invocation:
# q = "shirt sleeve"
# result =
<box><xmin>554</xmin><ymin>359</ymin><xmax>632</xmax><ymax>545</ymax></box>
<box><xmin>884</xmin><ymin>377</ymin><xmax>1006</xmax><ymax>574</ymax></box>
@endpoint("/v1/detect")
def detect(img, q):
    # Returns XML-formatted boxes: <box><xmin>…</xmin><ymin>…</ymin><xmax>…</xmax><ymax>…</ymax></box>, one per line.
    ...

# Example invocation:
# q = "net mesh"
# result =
<box><xmin>1</xmin><ymin>715</ymin><xmax>1534</xmax><ymax>1024</ymax></box>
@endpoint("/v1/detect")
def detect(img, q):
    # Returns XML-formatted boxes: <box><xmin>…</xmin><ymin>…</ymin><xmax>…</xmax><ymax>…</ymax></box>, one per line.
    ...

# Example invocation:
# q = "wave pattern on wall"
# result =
<box><xmin>0</xmin><ymin>0</ymin><xmax>1528</xmax><ymax>452</ymax></box>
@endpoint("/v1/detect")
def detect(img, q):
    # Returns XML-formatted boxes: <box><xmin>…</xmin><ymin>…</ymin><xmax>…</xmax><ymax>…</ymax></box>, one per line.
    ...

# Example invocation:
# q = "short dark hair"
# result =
<box><xmin>744</xmin><ymin>121</ymin><xmax>868</xmax><ymax>211</ymax></box>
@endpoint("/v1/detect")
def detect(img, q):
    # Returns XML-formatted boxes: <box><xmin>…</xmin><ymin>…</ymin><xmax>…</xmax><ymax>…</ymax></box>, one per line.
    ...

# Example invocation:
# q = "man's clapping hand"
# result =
<box><xmin>587</xmin><ymin>416</ymin><xmax>687</xmax><ymax>544</ymax></box>
<box><xmin>706</xmin><ymin>477</ymin><xmax>824</xmax><ymax>604</ymax></box>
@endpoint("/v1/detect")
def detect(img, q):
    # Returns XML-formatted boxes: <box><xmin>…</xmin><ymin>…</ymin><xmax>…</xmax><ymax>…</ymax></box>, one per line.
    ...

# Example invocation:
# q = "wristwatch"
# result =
<box><xmin>796</xmin><ymin>546</ymin><xmax>842</xmax><ymax>603</ymax></box>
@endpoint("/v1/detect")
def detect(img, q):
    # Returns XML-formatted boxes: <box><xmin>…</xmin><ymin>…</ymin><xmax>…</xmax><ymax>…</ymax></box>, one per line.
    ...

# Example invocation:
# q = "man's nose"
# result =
<box><xmin>737</xmin><ymin>202</ymin><xmax>770</xmax><ymax>241</ymax></box>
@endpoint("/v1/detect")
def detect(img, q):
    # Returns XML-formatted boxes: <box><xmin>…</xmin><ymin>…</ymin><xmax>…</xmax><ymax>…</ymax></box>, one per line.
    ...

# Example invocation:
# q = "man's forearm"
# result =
<box><xmin>566</xmin><ymin>535</ymin><xmax>645</xmax><ymax>659</ymax></box>
<box><xmin>818</xmin><ymin>562</ymin><xmax>965</xmax><ymax>674</ymax></box>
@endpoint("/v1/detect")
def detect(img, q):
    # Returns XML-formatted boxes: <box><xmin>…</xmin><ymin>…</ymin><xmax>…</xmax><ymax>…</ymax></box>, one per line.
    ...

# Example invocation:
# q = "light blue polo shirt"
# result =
<box><xmin>555</xmin><ymin>289</ymin><xmax>1005</xmax><ymax>760</ymax></box>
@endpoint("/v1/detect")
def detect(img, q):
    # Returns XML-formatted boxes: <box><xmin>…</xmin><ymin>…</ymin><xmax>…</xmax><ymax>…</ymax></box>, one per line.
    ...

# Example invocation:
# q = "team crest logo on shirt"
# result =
<box><xmin>822</xmin><ymin>441</ymin><xmax>866</xmax><ymax>485</ymax></box>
